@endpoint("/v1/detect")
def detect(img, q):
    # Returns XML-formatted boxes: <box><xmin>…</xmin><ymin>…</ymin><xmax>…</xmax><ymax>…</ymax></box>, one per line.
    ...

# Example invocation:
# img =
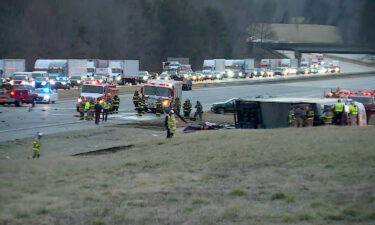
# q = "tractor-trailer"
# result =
<box><xmin>34</xmin><ymin>59</ymin><xmax>87</xmax><ymax>78</ymax></box>
<box><xmin>0</xmin><ymin>59</ymin><xmax>26</xmax><ymax>78</ymax></box>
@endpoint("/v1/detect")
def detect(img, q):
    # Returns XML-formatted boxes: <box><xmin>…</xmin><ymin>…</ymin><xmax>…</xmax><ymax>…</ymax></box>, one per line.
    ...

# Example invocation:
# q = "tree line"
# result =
<box><xmin>0</xmin><ymin>0</ymin><xmax>372</xmax><ymax>71</ymax></box>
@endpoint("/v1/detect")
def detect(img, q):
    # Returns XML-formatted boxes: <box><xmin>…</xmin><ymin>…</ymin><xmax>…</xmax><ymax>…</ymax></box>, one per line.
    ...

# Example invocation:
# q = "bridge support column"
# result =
<box><xmin>295</xmin><ymin>51</ymin><xmax>302</xmax><ymax>67</ymax></box>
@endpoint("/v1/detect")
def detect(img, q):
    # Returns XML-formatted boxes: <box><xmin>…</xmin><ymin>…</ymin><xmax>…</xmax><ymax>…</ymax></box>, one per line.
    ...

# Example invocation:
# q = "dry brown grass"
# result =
<box><xmin>1</xmin><ymin>126</ymin><xmax>375</xmax><ymax>224</ymax></box>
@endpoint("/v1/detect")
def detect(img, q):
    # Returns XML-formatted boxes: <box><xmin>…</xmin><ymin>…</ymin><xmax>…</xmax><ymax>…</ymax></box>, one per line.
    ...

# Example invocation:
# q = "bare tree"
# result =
<box><xmin>246</xmin><ymin>22</ymin><xmax>276</xmax><ymax>43</ymax></box>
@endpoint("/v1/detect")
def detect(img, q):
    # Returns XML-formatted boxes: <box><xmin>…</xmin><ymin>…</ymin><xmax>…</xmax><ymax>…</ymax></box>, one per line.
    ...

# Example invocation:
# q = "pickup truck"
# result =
<box><xmin>0</xmin><ymin>84</ymin><xmax>37</xmax><ymax>106</ymax></box>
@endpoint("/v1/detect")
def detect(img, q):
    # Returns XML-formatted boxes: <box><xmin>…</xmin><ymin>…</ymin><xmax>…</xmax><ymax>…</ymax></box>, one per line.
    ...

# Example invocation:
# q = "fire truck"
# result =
<box><xmin>76</xmin><ymin>83</ymin><xmax>119</xmax><ymax>111</ymax></box>
<box><xmin>325</xmin><ymin>89</ymin><xmax>375</xmax><ymax>123</ymax></box>
<box><xmin>0</xmin><ymin>84</ymin><xmax>37</xmax><ymax>107</ymax></box>
<box><xmin>141</xmin><ymin>80</ymin><xmax>182</xmax><ymax>112</ymax></box>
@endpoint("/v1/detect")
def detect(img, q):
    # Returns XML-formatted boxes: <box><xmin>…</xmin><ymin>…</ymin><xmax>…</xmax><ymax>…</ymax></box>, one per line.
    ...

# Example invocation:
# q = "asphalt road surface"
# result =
<box><xmin>1</xmin><ymin>75</ymin><xmax>375</xmax><ymax>142</ymax></box>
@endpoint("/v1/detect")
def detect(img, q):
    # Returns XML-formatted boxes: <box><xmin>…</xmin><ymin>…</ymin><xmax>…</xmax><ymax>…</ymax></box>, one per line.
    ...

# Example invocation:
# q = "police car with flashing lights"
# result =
<box><xmin>35</xmin><ymin>88</ymin><xmax>58</xmax><ymax>104</ymax></box>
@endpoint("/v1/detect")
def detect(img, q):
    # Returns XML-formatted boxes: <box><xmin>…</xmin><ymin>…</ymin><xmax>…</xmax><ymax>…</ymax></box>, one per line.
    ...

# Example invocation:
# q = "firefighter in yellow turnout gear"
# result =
<box><xmin>305</xmin><ymin>106</ymin><xmax>315</xmax><ymax>127</ymax></box>
<box><xmin>137</xmin><ymin>97</ymin><xmax>145</xmax><ymax>116</ymax></box>
<box><xmin>89</xmin><ymin>99</ymin><xmax>95</xmax><ymax>120</ymax></box>
<box><xmin>288</xmin><ymin>109</ymin><xmax>296</xmax><ymax>127</ymax></box>
<box><xmin>112</xmin><ymin>95</ymin><xmax>120</xmax><ymax>114</ymax></box>
<box><xmin>156</xmin><ymin>98</ymin><xmax>163</xmax><ymax>117</ymax></box>
<box><xmin>165</xmin><ymin>110</ymin><xmax>177</xmax><ymax>138</ymax></box>
<box><xmin>31</xmin><ymin>132</ymin><xmax>42</xmax><ymax>159</ymax></box>
<box><xmin>78</xmin><ymin>101</ymin><xmax>85</xmax><ymax>120</ymax></box>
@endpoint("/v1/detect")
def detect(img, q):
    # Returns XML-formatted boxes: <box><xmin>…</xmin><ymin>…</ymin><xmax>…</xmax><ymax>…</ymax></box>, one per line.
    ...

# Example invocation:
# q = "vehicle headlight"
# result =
<box><xmin>239</xmin><ymin>72</ymin><xmax>243</xmax><ymax>76</ymax></box>
<box><xmin>43</xmin><ymin>95</ymin><xmax>50</xmax><ymax>100</ymax></box>
<box><xmin>260</xmin><ymin>71</ymin><xmax>265</xmax><ymax>75</ymax></box>
<box><xmin>143</xmin><ymin>76</ymin><xmax>148</xmax><ymax>81</ymax></box>
<box><xmin>10</xmin><ymin>80</ymin><xmax>14</xmax><ymax>85</ymax></box>
<box><xmin>99</xmin><ymin>79</ymin><xmax>103</xmax><ymax>83</ymax></box>
<box><xmin>116</xmin><ymin>76</ymin><xmax>121</xmax><ymax>81</ymax></box>
<box><xmin>156</xmin><ymin>76</ymin><xmax>160</xmax><ymax>80</ymax></box>
<box><xmin>50</xmin><ymin>80</ymin><xmax>56</xmax><ymax>85</ymax></box>
<box><xmin>335</xmin><ymin>68</ymin><xmax>340</xmax><ymax>72</ymax></box>
<box><xmin>41</xmin><ymin>81</ymin><xmax>47</xmax><ymax>86</ymax></box>
<box><xmin>162</xmin><ymin>100</ymin><xmax>169</xmax><ymax>106</ymax></box>
<box><xmin>184</xmin><ymin>75</ymin><xmax>188</xmax><ymax>79</ymax></box>
<box><xmin>21</xmin><ymin>81</ymin><xmax>26</xmax><ymax>85</ymax></box>
<box><xmin>77</xmin><ymin>80</ymin><xmax>81</xmax><ymax>84</ymax></box>
<box><xmin>192</xmin><ymin>76</ymin><xmax>197</xmax><ymax>80</ymax></box>
<box><xmin>227</xmin><ymin>70</ymin><xmax>234</xmax><ymax>77</ymax></box>
<box><xmin>164</xmin><ymin>77</ymin><xmax>169</xmax><ymax>80</ymax></box>
<box><xmin>61</xmin><ymin>82</ymin><xmax>66</xmax><ymax>85</ymax></box>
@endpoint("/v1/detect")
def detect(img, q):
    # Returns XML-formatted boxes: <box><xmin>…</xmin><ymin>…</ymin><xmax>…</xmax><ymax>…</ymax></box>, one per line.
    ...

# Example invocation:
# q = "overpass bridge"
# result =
<box><xmin>256</xmin><ymin>42</ymin><xmax>375</xmax><ymax>65</ymax></box>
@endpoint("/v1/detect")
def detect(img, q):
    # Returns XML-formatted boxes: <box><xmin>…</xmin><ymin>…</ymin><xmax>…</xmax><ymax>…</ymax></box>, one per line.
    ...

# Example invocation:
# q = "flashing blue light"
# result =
<box><xmin>43</xmin><ymin>88</ymin><xmax>50</xmax><ymax>93</ymax></box>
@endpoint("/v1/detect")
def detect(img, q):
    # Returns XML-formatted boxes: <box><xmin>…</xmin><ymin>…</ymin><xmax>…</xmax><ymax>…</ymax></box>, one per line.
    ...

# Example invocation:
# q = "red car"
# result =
<box><xmin>0</xmin><ymin>84</ymin><xmax>37</xmax><ymax>107</ymax></box>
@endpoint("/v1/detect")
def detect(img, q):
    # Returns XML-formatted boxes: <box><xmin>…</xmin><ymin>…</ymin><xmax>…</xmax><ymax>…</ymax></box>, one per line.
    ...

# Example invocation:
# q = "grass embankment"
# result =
<box><xmin>1</xmin><ymin>126</ymin><xmax>375</xmax><ymax>224</ymax></box>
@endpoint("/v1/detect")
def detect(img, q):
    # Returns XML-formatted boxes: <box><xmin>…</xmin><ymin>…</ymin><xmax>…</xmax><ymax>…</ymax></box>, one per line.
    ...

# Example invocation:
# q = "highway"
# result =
<box><xmin>1</xmin><ymin>75</ymin><xmax>375</xmax><ymax>142</ymax></box>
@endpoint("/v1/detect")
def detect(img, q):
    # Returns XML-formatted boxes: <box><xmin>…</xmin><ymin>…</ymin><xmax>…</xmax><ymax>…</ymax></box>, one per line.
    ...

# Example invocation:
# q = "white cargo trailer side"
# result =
<box><xmin>121</xmin><ymin>60</ymin><xmax>140</xmax><ymax>85</ymax></box>
<box><xmin>244</xmin><ymin>59</ymin><xmax>255</xmax><ymax>73</ymax></box>
<box><xmin>214</xmin><ymin>59</ymin><xmax>225</xmax><ymax>72</ymax></box>
<box><xmin>0</xmin><ymin>59</ymin><xmax>26</xmax><ymax>78</ymax></box>
<box><xmin>67</xmin><ymin>59</ymin><xmax>87</xmax><ymax>77</ymax></box>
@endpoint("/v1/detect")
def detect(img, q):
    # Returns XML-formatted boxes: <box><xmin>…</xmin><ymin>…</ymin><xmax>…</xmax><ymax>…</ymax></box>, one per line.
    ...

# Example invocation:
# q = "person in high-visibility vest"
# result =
<box><xmin>112</xmin><ymin>95</ymin><xmax>120</xmax><ymax>114</ymax></box>
<box><xmin>102</xmin><ymin>100</ymin><xmax>110</xmax><ymax>122</ymax></box>
<box><xmin>84</xmin><ymin>101</ymin><xmax>91</xmax><ymax>120</ymax></box>
<box><xmin>165</xmin><ymin>110</ymin><xmax>177</xmax><ymax>138</ymax></box>
<box><xmin>305</xmin><ymin>106</ymin><xmax>315</xmax><ymax>127</ymax></box>
<box><xmin>31</xmin><ymin>132</ymin><xmax>42</xmax><ymax>159</ymax></box>
<box><xmin>349</xmin><ymin>102</ymin><xmax>359</xmax><ymax>126</ymax></box>
<box><xmin>333</xmin><ymin>99</ymin><xmax>344</xmax><ymax>125</ymax></box>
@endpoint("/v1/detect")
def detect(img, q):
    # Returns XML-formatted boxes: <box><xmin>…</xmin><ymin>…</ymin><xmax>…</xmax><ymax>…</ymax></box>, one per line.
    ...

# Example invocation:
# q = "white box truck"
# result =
<box><xmin>0</xmin><ymin>59</ymin><xmax>26</xmax><ymax>78</ymax></box>
<box><xmin>203</xmin><ymin>59</ymin><xmax>225</xmax><ymax>73</ymax></box>
<box><xmin>108</xmin><ymin>60</ymin><xmax>124</xmax><ymax>81</ymax></box>
<box><xmin>87</xmin><ymin>60</ymin><xmax>96</xmax><ymax>77</ymax></box>
<box><xmin>121</xmin><ymin>60</ymin><xmax>140</xmax><ymax>85</ymax></box>
<box><xmin>244</xmin><ymin>59</ymin><xmax>255</xmax><ymax>74</ymax></box>
<box><xmin>67</xmin><ymin>59</ymin><xmax>87</xmax><ymax>78</ymax></box>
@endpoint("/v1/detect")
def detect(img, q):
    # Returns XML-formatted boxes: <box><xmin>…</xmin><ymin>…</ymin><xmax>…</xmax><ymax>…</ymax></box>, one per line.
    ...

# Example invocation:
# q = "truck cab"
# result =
<box><xmin>77</xmin><ymin>84</ymin><xmax>119</xmax><ymax>111</ymax></box>
<box><xmin>141</xmin><ymin>80</ymin><xmax>182</xmax><ymax>111</ymax></box>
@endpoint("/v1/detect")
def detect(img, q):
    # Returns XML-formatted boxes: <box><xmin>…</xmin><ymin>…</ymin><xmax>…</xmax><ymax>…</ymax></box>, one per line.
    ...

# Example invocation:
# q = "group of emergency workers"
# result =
<box><xmin>132</xmin><ymin>90</ymin><xmax>204</xmax><ymax>138</ymax></box>
<box><xmin>288</xmin><ymin>99</ymin><xmax>359</xmax><ymax>127</ymax></box>
<box><xmin>78</xmin><ymin>95</ymin><xmax>120</xmax><ymax>125</ymax></box>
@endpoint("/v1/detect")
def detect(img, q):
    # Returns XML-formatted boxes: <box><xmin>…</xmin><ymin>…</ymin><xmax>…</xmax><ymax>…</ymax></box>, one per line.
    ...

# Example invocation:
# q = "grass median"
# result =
<box><xmin>0</xmin><ymin>126</ymin><xmax>374</xmax><ymax>224</ymax></box>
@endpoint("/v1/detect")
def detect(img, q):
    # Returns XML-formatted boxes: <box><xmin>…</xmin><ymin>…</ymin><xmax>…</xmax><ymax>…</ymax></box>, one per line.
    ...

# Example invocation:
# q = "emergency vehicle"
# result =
<box><xmin>325</xmin><ymin>89</ymin><xmax>375</xmax><ymax>123</ymax></box>
<box><xmin>76</xmin><ymin>83</ymin><xmax>119</xmax><ymax>111</ymax></box>
<box><xmin>0</xmin><ymin>84</ymin><xmax>37</xmax><ymax>106</ymax></box>
<box><xmin>141</xmin><ymin>80</ymin><xmax>182</xmax><ymax>111</ymax></box>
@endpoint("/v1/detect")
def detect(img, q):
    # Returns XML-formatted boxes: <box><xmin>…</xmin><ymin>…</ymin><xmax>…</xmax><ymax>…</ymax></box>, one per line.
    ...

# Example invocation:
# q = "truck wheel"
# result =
<box><xmin>217</xmin><ymin>108</ymin><xmax>225</xmax><ymax>114</ymax></box>
<box><xmin>15</xmin><ymin>101</ymin><xmax>21</xmax><ymax>107</ymax></box>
